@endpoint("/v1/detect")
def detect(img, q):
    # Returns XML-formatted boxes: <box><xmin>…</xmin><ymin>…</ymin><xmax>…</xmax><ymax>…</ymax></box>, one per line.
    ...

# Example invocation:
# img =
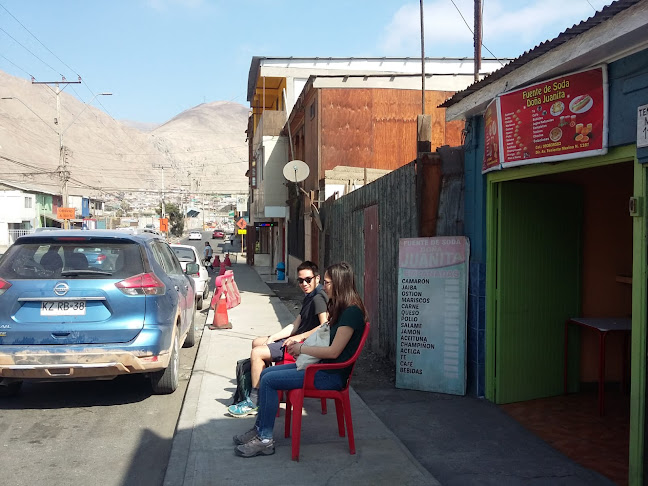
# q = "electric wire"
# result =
<box><xmin>446</xmin><ymin>0</ymin><xmax>504</xmax><ymax>66</ymax></box>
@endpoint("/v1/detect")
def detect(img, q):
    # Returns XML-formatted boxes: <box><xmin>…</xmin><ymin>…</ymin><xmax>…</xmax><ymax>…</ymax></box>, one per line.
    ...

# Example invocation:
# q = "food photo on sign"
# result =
<box><xmin>485</xmin><ymin>66</ymin><xmax>608</xmax><ymax>170</ymax></box>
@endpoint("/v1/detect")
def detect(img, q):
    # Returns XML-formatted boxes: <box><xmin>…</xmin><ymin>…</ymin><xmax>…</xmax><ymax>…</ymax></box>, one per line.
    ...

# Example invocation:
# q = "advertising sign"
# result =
<box><xmin>56</xmin><ymin>207</ymin><xmax>75</xmax><ymax>220</ymax></box>
<box><xmin>396</xmin><ymin>237</ymin><xmax>469</xmax><ymax>395</ymax></box>
<box><xmin>498</xmin><ymin>66</ymin><xmax>607</xmax><ymax>168</ymax></box>
<box><xmin>482</xmin><ymin>98</ymin><xmax>501</xmax><ymax>173</ymax></box>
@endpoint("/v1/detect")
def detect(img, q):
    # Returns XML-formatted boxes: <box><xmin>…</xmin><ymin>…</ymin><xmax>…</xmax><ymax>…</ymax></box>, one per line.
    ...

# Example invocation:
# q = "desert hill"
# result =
<box><xmin>0</xmin><ymin>70</ymin><xmax>249</xmax><ymax>200</ymax></box>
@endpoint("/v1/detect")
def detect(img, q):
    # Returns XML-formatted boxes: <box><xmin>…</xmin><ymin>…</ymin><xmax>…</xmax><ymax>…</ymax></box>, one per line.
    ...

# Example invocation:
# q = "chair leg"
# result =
<box><xmin>342</xmin><ymin>392</ymin><xmax>355</xmax><ymax>454</ymax></box>
<box><xmin>284</xmin><ymin>393</ymin><xmax>292</xmax><ymax>438</ymax></box>
<box><xmin>321</xmin><ymin>398</ymin><xmax>327</xmax><ymax>414</ymax></box>
<box><xmin>291</xmin><ymin>394</ymin><xmax>304</xmax><ymax>461</ymax></box>
<box><xmin>276</xmin><ymin>390</ymin><xmax>283</xmax><ymax>417</ymax></box>
<box><xmin>334</xmin><ymin>398</ymin><xmax>345</xmax><ymax>437</ymax></box>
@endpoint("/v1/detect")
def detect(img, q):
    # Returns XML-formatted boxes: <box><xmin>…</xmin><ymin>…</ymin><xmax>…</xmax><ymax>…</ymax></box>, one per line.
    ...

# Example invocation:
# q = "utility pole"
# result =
<box><xmin>420</xmin><ymin>0</ymin><xmax>426</xmax><ymax>115</ymax></box>
<box><xmin>474</xmin><ymin>0</ymin><xmax>483</xmax><ymax>83</ymax></box>
<box><xmin>153</xmin><ymin>164</ymin><xmax>170</xmax><ymax>218</ymax></box>
<box><xmin>32</xmin><ymin>77</ymin><xmax>82</xmax><ymax>228</ymax></box>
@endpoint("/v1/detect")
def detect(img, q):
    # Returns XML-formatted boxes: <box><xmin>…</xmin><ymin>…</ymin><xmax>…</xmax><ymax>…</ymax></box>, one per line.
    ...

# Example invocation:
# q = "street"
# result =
<box><xmin>0</xmin><ymin>234</ymin><xmax>214</xmax><ymax>486</ymax></box>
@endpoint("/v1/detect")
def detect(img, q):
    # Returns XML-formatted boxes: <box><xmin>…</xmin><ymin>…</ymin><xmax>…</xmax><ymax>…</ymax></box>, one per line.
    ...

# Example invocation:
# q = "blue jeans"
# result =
<box><xmin>255</xmin><ymin>363</ymin><xmax>344</xmax><ymax>439</ymax></box>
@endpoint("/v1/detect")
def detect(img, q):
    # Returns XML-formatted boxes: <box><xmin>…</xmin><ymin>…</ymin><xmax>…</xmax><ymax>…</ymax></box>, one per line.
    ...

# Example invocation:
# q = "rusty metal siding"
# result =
<box><xmin>320</xmin><ymin>89</ymin><xmax>458</xmax><ymax>172</ymax></box>
<box><xmin>323</xmin><ymin>160</ymin><xmax>420</xmax><ymax>361</ymax></box>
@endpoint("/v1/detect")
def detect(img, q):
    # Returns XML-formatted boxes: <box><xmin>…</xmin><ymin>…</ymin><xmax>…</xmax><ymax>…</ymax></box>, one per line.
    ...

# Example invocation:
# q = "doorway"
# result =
<box><xmin>486</xmin><ymin>157</ymin><xmax>637</xmax><ymax>484</ymax></box>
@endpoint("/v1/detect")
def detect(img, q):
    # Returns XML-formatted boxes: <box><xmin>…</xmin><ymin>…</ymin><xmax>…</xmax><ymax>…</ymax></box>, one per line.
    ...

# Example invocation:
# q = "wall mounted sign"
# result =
<box><xmin>482</xmin><ymin>66</ymin><xmax>608</xmax><ymax>173</ymax></box>
<box><xmin>638</xmin><ymin>104</ymin><xmax>648</xmax><ymax>149</ymax></box>
<box><xmin>396</xmin><ymin>237</ymin><xmax>469</xmax><ymax>395</ymax></box>
<box><xmin>482</xmin><ymin>98</ymin><xmax>501</xmax><ymax>173</ymax></box>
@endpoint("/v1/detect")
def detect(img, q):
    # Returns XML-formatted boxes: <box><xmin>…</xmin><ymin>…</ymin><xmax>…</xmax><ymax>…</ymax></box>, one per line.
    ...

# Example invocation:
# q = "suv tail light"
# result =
<box><xmin>115</xmin><ymin>272</ymin><xmax>165</xmax><ymax>295</ymax></box>
<box><xmin>96</xmin><ymin>254</ymin><xmax>107</xmax><ymax>263</ymax></box>
<box><xmin>0</xmin><ymin>278</ymin><xmax>11</xmax><ymax>296</ymax></box>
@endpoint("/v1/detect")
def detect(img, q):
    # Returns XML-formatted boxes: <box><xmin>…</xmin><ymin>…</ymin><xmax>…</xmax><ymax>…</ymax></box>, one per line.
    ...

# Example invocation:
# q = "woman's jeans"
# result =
<box><xmin>255</xmin><ymin>363</ymin><xmax>343</xmax><ymax>439</ymax></box>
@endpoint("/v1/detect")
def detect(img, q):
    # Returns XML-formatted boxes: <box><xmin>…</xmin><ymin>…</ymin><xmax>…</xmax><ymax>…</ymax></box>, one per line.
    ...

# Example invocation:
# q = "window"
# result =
<box><xmin>24</xmin><ymin>197</ymin><xmax>32</xmax><ymax>208</ymax></box>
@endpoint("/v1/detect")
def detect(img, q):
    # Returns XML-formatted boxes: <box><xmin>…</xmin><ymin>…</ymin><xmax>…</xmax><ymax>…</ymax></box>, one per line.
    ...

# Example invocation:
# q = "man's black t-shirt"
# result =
<box><xmin>293</xmin><ymin>285</ymin><xmax>328</xmax><ymax>336</ymax></box>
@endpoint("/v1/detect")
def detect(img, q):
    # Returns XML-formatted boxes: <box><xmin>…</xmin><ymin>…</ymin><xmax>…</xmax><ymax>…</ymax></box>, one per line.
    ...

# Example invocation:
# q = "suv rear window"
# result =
<box><xmin>0</xmin><ymin>241</ymin><xmax>144</xmax><ymax>279</ymax></box>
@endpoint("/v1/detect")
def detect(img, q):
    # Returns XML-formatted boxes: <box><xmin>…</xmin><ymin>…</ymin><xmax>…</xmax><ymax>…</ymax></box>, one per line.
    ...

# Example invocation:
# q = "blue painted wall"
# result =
<box><xmin>463</xmin><ymin>49</ymin><xmax>648</xmax><ymax>397</ymax></box>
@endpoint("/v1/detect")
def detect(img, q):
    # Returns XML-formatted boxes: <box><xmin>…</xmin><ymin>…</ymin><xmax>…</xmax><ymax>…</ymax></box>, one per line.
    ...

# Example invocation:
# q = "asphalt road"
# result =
<box><xmin>0</xmin><ymin>233</ymin><xmax>214</xmax><ymax>486</ymax></box>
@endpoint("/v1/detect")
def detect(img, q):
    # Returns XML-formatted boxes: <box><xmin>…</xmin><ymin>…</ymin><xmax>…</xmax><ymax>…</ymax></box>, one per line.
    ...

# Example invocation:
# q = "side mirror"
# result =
<box><xmin>186</xmin><ymin>262</ymin><xmax>200</xmax><ymax>275</ymax></box>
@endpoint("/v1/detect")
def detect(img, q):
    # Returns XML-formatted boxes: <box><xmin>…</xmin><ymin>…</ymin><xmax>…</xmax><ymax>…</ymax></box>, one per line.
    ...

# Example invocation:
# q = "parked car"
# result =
<box><xmin>0</xmin><ymin>229</ymin><xmax>198</xmax><ymax>396</ymax></box>
<box><xmin>212</xmin><ymin>229</ymin><xmax>225</xmax><ymax>239</ymax></box>
<box><xmin>170</xmin><ymin>243</ymin><xmax>210</xmax><ymax>310</ymax></box>
<box><xmin>188</xmin><ymin>231</ymin><xmax>202</xmax><ymax>241</ymax></box>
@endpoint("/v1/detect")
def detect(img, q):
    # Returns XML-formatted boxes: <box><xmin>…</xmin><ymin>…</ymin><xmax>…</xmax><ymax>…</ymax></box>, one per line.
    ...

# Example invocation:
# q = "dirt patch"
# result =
<box><xmin>266</xmin><ymin>282</ymin><xmax>395</xmax><ymax>391</ymax></box>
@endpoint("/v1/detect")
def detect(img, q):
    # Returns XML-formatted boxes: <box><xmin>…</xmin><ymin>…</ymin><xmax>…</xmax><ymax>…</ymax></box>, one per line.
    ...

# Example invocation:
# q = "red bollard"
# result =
<box><xmin>219</xmin><ymin>261</ymin><xmax>226</xmax><ymax>276</ymax></box>
<box><xmin>224</xmin><ymin>253</ymin><xmax>231</xmax><ymax>266</ymax></box>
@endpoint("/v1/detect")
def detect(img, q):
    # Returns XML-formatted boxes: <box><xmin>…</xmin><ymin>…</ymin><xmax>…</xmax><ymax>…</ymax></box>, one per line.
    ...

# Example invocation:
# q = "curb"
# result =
<box><xmin>162</xmin><ymin>308</ymin><xmax>213</xmax><ymax>486</ymax></box>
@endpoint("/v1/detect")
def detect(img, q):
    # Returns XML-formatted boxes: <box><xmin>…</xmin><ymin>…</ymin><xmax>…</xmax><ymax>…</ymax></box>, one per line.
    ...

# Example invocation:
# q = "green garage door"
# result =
<box><xmin>495</xmin><ymin>182</ymin><xmax>582</xmax><ymax>404</ymax></box>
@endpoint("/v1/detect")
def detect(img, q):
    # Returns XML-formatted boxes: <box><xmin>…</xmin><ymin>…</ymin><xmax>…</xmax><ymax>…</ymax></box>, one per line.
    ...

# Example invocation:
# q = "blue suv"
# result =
<box><xmin>0</xmin><ymin>230</ymin><xmax>198</xmax><ymax>396</ymax></box>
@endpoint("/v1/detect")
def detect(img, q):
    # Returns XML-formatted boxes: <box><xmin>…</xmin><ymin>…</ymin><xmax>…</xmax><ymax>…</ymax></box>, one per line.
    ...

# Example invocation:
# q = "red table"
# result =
<box><xmin>564</xmin><ymin>317</ymin><xmax>631</xmax><ymax>416</ymax></box>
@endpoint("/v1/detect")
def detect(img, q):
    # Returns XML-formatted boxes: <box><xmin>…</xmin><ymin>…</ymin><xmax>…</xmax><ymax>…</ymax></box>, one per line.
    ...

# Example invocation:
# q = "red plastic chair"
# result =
<box><xmin>284</xmin><ymin>322</ymin><xmax>370</xmax><ymax>461</ymax></box>
<box><xmin>275</xmin><ymin>352</ymin><xmax>295</xmax><ymax>417</ymax></box>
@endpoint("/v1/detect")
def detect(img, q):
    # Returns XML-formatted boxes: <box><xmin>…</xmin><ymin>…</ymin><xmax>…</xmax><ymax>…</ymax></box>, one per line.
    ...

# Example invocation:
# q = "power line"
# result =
<box><xmin>447</xmin><ymin>0</ymin><xmax>505</xmax><ymax>66</ymax></box>
<box><xmin>0</xmin><ymin>2</ymin><xmax>78</xmax><ymax>77</ymax></box>
<box><xmin>0</xmin><ymin>25</ymin><xmax>64</xmax><ymax>78</ymax></box>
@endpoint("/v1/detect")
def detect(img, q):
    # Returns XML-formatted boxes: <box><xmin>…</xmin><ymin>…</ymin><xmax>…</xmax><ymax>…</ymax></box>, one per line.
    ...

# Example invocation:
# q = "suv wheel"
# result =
<box><xmin>183</xmin><ymin>309</ymin><xmax>196</xmax><ymax>348</ymax></box>
<box><xmin>150</xmin><ymin>331</ymin><xmax>179</xmax><ymax>394</ymax></box>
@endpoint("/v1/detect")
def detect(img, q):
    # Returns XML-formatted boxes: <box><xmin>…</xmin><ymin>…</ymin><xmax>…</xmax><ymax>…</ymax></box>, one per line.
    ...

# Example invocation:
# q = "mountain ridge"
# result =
<box><xmin>0</xmin><ymin>70</ymin><xmax>250</xmax><ymax>199</ymax></box>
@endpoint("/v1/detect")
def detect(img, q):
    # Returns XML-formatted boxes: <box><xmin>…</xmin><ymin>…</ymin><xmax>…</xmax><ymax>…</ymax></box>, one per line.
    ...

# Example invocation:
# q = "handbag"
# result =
<box><xmin>295</xmin><ymin>323</ymin><xmax>330</xmax><ymax>371</ymax></box>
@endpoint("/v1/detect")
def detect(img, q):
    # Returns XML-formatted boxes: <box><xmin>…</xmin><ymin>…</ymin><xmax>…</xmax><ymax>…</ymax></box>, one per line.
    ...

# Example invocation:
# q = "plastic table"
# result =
<box><xmin>564</xmin><ymin>317</ymin><xmax>631</xmax><ymax>416</ymax></box>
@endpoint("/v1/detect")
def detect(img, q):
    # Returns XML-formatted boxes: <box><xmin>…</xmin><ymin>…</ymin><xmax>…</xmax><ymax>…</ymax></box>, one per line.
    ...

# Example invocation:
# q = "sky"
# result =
<box><xmin>0</xmin><ymin>0</ymin><xmax>616</xmax><ymax>125</ymax></box>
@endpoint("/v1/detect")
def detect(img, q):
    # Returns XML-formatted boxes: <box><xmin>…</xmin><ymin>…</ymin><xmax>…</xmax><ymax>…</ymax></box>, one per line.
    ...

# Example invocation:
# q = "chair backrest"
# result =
<box><xmin>342</xmin><ymin>322</ymin><xmax>370</xmax><ymax>388</ymax></box>
<box><xmin>40</xmin><ymin>250</ymin><xmax>63</xmax><ymax>272</ymax></box>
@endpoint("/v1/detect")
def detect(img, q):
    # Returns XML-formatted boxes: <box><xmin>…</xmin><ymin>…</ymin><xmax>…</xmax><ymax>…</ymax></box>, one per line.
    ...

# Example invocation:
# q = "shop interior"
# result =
<box><xmin>494</xmin><ymin>161</ymin><xmax>633</xmax><ymax>485</ymax></box>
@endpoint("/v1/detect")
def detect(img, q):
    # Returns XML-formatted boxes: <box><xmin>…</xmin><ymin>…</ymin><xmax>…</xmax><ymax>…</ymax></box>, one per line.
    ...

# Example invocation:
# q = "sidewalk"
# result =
<box><xmin>164</xmin><ymin>262</ymin><xmax>615</xmax><ymax>486</ymax></box>
<box><xmin>163</xmin><ymin>262</ymin><xmax>437</xmax><ymax>486</ymax></box>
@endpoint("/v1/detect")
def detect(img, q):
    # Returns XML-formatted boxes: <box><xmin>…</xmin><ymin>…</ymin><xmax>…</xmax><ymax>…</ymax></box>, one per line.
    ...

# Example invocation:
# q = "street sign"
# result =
<box><xmin>159</xmin><ymin>218</ymin><xmax>169</xmax><ymax>232</ymax></box>
<box><xmin>57</xmin><ymin>207</ymin><xmax>75</xmax><ymax>220</ymax></box>
<box><xmin>238</xmin><ymin>229</ymin><xmax>247</xmax><ymax>235</ymax></box>
<box><xmin>236</xmin><ymin>218</ymin><xmax>247</xmax><ymax>230</ymax></box>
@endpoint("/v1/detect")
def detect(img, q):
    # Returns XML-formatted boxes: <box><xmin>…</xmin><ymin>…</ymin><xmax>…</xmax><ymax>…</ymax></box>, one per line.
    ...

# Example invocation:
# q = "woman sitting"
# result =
<box><xmin>233</xmin><ymin>261</ymin><xmax>367</xmax><ymax>457</ymax></box>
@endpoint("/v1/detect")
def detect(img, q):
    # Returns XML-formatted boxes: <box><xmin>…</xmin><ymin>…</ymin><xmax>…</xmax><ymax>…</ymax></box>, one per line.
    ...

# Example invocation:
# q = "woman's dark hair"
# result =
<box><xmin>325</xmin><ymin>262</ymin><xmax>367</xmax><ymax>326</ymax></box>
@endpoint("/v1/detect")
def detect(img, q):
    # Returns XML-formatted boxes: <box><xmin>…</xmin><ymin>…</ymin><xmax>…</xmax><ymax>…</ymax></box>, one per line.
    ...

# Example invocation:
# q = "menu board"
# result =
<box><xmin>396</xmin><ymin>237</ymin><xmax>469</xmax><ymax>395</ymax></box>
<box><xmin>482</xmin><ymin>66</ymin><xmax>608</xmax><ymax>173</ymax></box>
<box><xmin>482</xmin><ymin>98</ymin><xmax>501</xmax><ymax>173</ymax></box>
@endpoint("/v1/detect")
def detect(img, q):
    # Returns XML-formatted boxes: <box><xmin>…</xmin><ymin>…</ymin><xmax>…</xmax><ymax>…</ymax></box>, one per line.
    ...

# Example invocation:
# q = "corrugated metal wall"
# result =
<box><xmin>322</xmin><ymin>160</ymin><xmax>420</xmax><ymax>361</ymax></box>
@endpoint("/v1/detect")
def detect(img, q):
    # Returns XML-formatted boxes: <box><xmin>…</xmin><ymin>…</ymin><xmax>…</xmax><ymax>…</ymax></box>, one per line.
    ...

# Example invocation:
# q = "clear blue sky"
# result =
<box><xmin>0</xmin><ymin>0</ymin><xmax>615</xmax><ymax>124</ymax></box>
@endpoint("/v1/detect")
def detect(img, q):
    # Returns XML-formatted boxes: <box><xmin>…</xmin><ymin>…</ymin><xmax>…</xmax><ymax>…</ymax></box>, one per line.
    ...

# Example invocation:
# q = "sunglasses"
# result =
<box><xmin>297</xmin><ymin>276</ymin><xmax>315</xmax><ymax>284</ymax></box>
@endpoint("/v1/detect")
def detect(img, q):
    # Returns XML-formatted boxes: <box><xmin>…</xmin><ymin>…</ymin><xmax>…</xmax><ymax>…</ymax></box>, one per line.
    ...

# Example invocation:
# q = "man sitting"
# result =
<box><xmin>228</xmin><ymin>260</ymin><xmax>328</xmax><ymax>417</ymax></box>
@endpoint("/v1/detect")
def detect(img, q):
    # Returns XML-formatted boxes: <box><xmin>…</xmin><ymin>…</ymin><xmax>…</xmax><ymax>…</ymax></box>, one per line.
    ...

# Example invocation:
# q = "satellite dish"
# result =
<box><xmin>311</xmin><ymin>205</ymin><xmax>323</xmax><ymax>231</ymax></box>
<box><xmin>283</xmin><ymin>160</ymin><xmax>310</xmax><ymax>183</ymax></box>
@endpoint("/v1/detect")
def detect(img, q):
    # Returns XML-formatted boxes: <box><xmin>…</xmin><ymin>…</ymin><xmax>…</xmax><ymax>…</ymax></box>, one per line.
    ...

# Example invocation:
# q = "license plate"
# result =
<box><xmin>40</xmin><ymin>301</ymin><xmax>86</xmax><ymax>316</ymax></box>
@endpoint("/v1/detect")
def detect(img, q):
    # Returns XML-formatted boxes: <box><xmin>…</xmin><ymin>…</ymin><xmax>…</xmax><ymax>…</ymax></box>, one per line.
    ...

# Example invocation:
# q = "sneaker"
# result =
<box><xmin>233</xmin><ymin>427</ymin><xmax>257</xmax><ymax>446</ymax></box>
<box><xmin>235</xmin><ymin>436</ymin><xmax>275</xmax><ymax>457</ymax></box>
<box><xmin>227</xmin><ymin>399</ymin><xmax>258</xmax><ymax>418</ymax></box>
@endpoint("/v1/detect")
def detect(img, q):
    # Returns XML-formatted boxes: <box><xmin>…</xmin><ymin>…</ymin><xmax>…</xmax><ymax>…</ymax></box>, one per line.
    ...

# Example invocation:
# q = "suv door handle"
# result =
<box><xmin>174</xmin><ymin>285</ymin><xmax>179</xmax><ymax>291</ymax></box>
